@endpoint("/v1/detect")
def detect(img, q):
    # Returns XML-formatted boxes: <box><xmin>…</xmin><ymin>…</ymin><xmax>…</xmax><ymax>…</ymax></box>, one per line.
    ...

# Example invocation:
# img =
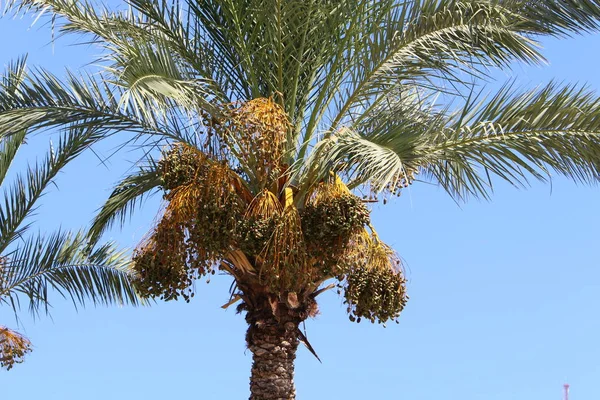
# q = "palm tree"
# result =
<box><xmin>0</xmin><ymin>59</ymin><xmax>140</xmax><ymax>370</ymax></box>
<box><xmin>4</xmin><ymin>0</ymin><xmax>600</xmax><ymax>397</ymax></box>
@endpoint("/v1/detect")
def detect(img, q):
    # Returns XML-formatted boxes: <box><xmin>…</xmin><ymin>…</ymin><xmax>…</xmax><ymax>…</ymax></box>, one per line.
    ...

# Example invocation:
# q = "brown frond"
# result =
<box><xmin>231</xmin><ymin>173</ymin><xmax>254</xmax><ymax>204</ymax></box>
<box><xmin>224</xmin><ymin>250</ymin><xmax>256</xmax><ymax>276</ymax></box>
<box><xmin>0</xmin><ymin>327</ymin><xmax>32</xmax><ymax>371</ymax></box>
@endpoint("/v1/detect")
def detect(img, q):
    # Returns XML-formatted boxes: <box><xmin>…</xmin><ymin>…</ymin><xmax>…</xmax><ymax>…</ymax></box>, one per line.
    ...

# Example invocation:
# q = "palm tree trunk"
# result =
<box><xmin>247</xmin><ymin>314</ymin><xmax>299</xmax><ymax>400</ymax></box>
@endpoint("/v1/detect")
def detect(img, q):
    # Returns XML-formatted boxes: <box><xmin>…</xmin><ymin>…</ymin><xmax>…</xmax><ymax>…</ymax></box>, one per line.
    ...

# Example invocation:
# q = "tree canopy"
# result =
<box><xmin>2</xmin><ymin>0</ymin><xmax>600</xmax><ymax>397</ymax></box>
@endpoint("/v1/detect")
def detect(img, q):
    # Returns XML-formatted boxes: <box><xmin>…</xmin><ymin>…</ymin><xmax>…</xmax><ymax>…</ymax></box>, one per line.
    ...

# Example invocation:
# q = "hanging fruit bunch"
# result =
<box><xmin>384</xmin><ymin>167</ymin><xmax>419</xmax><ymax>197</ymax></box>
<box><xmin>132</xmin><ymin>97</ymin><xmax>296</xmax><ymax>300</ymax></box>
<box><xmin>133</xmin><ymin>144</ymin><xmax>245</xmax><ymax>301</ymax></box>
<box><xmin>255</xmin><ymin>188</ymin><xmax>309</xmax><ymax>291</ymax></box>
<box><xmin>342</xmin><ymin>234</ymin><xmax>408</xmax><ymax>324</ymax></box>
<box><xmin>301</xmin><ymin>175</ymin><xmax>371</xmax><ymax>279</ymax></box>
<box><xmin>238</xmin><ymin>189</ymin><xmax>282</xmax><ymax>257</ymax></box>
<box><xmin>132</xmin><ymin>215</ymin><xmax>190</xmax><ymax>301</ymax></box>
<box><xmin>223</xmin><ymin>97</ymin><xmax>289</xmax><ymax>189</ymax></box>
<box><xmin>0</xmin><ymin>327</ymin><xmax>32</xmax><ymax>371</ymax></box>
<box><xmin>157</xmin><ymin>142</ymin><xmax>202</xmax><ymax>190</ymax></box>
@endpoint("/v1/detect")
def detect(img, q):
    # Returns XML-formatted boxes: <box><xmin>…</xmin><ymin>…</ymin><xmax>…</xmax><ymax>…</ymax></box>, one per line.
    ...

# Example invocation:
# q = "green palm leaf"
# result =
<box><xmin>0</xmin><ymin>58</ymin><xmax>187</xmax><ymax>143</ymax></box>
<box><xmin>425</xmin><ymin>82</ymin><xmax>600</xmax><ymax>199</ymax></box>
<box><xmin>0</xmin><ymin>60</ymin><xmax>142</xmax><ymax>366</ymax></box>
<box><xmin>0</xmin><ymin>130</ymin><xmax>26</xmax><ymax>186</ymax></box>
<box><xmin>0</xmin><ymin>231</ymin><xmax>140</xmax><ymax>315</ymax></box>
<box><xmin>88</xmin><ymin>161</ymin><xmax>162</xmax><ymax>245</ymax></box>
<box><xmin>319</xmin><ymin>82</ymin><xmax>600</xmax><ymax>200</ymax></box>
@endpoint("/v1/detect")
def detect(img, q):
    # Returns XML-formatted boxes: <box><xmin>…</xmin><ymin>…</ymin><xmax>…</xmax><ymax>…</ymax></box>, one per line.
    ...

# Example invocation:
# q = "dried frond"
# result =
<box><xmin>223</xmin><ymin>250</ymin><xmax>255</xmax><ymax>276</ymax></box>
<box><xmin>0</xmin><ymin>327</ymin><xmax>32</xmax><ymax>371</ymax></box>
<box><xmin>230</xmin><ymin>173</ymin><xmax>254</xmax><ymax>204</ymax></box>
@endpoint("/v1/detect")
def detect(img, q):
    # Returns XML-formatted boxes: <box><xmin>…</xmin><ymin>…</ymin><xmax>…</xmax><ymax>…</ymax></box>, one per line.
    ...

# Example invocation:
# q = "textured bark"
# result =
<box><xmin>247</xmin><ymin>315</ymin><xmax>299</xmax><ymax>400</ymax></box>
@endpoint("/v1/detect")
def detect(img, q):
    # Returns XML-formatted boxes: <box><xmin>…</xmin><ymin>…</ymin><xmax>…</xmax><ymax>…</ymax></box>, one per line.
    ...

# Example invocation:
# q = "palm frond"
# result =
<box><xmin>0</xmin><ymin>56</ymin><xmax>27</xmax><ymax>97</ymax></box>
<box><xmin>323</xmin><ymin>82</ymin><xmax>600</xmax><ymax>200</ymax></box>
<box><xmin>108</xmin><ymin>35</ymin><xmax>224</xmax><ymax>120</ymax></box>
<box><xmin>326</xmin><ymin>0</ymin><xmax>546</xmax><ymax>134</ymax></box>
<box><xmin>301</xmin><ymin>89</ymin><xmax>443</xmax><ymax>193</ymax></box>
<box><xmin>424</xmin><ymin>82</ymin><xmax>600</xmax><ymax>200</ymax></box>
<box><xmin>0</xmin><ymin>58</ymin><xmax>28</xmax><ymax>185</ymax></box>
<box><xmin>508</xmin><ymin>0</ymin><xmax>600</xmax><ymax>36</ymax></box>
<box><xmin>127</xmin><ymin>0</ymin><xmax>238</xmax><ymax>99</ymax></box>
<box><xmin>298</xmin><ymin>0</ymin><xmax>399</xmax><ymax>157</ymax></box>
<box><xmin>0</xmin><ymin>126</ymin><xmax>110</xmax><ymax>254</ymax></box>
<box><xmin>17</xmin><ymin>0</ymin><xmax>229</xmax><ymax>115</ymax></box>
<box><xmin>0</xmin><ymin>230</ymin><xmax>140</xmax><ymax>315</ymax></box>
<box><xmin>3</xmin><ymin>0</ymin><xmax>600</xmax><ymax>331</ymax></box>
<box><xmin>0</xmin><ymin>59</ymin><xmax>185</xmax><ymax>142</ymax></box>
<box><xmin>88</xmin><ymin>161</ymin><xmax>162</xmax><ymax>245</ymax></box>
<box><xmin>8</xmin><ymin>0</ymin><xmax>235</xmax><ymax>104</ymax></box>
<box><xmin>189</xmin><ymin>0</ymin><xmax>346</xmax><ymax>104</ymax></box>
<box><xmin>0</xmin><ymin>131</ymin><xmax>26</xmax><ymax>187</ymax></box>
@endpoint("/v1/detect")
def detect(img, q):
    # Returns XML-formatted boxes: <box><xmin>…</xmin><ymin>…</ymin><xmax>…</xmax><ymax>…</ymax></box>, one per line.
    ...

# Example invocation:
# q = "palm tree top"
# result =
<box><xmin>2</xmin><ymin>2</ymin><xmax>600</xmax><ymax>395</ymax></box>
<box><xmin>1</xmin><ymin>0</ymin><xmax>600</xmax><ymax>321</ymax></box>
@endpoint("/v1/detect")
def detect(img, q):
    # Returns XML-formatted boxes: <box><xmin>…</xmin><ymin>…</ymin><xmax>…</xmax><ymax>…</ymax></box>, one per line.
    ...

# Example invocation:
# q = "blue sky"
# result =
<box><xmin>0</xmin><ymin>9</ymin><xmax>599</xmax><ymax>400</ymax></box>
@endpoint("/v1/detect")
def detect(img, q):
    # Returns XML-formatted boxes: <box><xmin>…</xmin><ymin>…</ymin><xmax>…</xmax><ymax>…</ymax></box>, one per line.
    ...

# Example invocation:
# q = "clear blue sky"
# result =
<box><xmin>1</xmin><ymin>9</ymin><xmax>599</xmax><ymax>400</ymax></box>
